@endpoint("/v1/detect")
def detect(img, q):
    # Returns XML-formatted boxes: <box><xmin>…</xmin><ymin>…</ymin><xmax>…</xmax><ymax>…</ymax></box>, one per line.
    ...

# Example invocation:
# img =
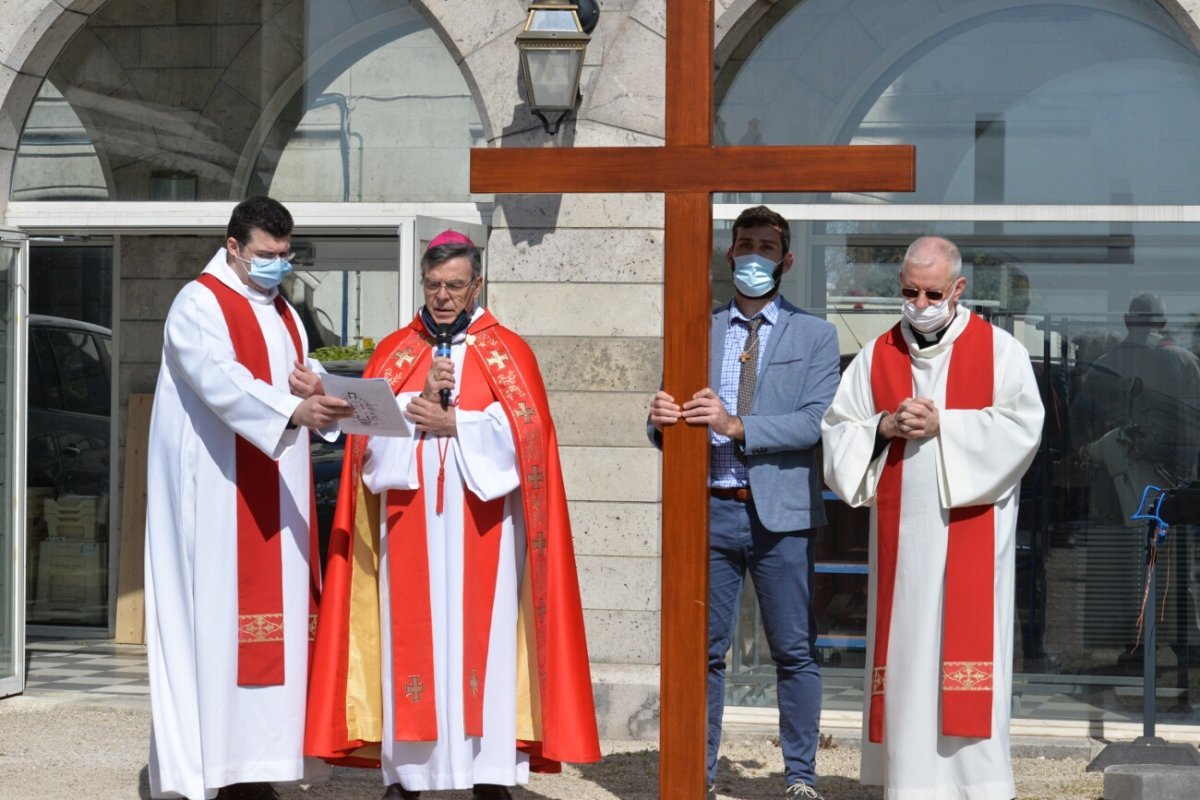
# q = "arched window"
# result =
<box><xmin>11</xmin><ymin>1</ymin><xmax>482</xmax><ymax>203</ymax></box>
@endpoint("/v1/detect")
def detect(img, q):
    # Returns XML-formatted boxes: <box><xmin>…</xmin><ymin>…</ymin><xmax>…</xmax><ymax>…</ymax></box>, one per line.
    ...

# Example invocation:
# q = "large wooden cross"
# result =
<box><xmin>471</xmin><ymin>4</ymin><xmax>914</xmax><ymax>797</ymax></box>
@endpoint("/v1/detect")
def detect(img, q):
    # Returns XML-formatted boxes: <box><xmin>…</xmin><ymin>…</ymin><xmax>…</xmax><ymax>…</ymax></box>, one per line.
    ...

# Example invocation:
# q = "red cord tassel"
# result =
<box><xmin>436</xmin><ymin>465</ymin><xmax>445</xmax><ymax>515</ymax></box>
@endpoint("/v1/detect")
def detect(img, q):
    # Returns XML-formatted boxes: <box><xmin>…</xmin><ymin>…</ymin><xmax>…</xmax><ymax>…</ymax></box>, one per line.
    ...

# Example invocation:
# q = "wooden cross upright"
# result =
<box><xmin>471</xmin><ymin>4</ymin><xmax>914</xmax><ymax>797</ymax></box>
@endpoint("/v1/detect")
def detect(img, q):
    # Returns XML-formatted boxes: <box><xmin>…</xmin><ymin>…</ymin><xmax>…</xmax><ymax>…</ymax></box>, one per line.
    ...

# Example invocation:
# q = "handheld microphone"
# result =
<box><xmin>435</xmin><ymin>323</ymin><xmax>452</xmax><ymax>409</ymax></box>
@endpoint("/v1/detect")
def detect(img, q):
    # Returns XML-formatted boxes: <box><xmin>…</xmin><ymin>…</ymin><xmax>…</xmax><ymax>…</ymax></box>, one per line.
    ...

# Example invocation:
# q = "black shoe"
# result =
<box><xmin>472</xmin><ymin>785</ymin><xmax>514</xmax><ymax>800</ymax></box>
<box><xmin>215</xmin><ymin>785</ymin><xmax>280</xmax><ymax>800</ymax></box>
<box><xmin>382</xmin><ymin>784</ymin><xmax>420</xmax><ymax>800</ymax></box>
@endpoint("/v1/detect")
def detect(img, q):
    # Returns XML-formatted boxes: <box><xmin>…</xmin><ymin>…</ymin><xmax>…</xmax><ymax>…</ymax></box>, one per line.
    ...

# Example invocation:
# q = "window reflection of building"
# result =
<box><xmin>714</xmin><ymin>0</ymin><xmax>1200</xmax><ymax>724</ymax></box>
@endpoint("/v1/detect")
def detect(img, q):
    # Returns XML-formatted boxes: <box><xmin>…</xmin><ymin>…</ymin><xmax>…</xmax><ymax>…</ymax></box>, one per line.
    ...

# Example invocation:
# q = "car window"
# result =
<box><xmin>30</xmin><ymin>329</ymin><xmax>61</xmax><ymax>411</ymax></box>
<box><xmin>45</xmin><ymin>329</ymin><xmax>108</xmax><ymax>416</ymax></box>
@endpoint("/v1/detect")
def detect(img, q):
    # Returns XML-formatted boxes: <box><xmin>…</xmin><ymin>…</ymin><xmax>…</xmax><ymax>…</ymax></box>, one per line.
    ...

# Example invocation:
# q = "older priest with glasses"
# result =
<box><xmin>822</xmin><ymin>236</ymin><xmax>1044</xmax><ymax>800</ymax></box>
<box><xmin>306</xmin><ymin>231</ymin><xmax>600</xmax><ymax>800</ymax></box>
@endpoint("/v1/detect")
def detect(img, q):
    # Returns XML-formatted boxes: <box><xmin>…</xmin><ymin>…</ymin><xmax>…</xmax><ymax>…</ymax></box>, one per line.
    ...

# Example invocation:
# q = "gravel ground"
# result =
<box><xmin>0</xmin><ymin>695</ymin><xmax>1104</xmax><ymax>800</ymax></box>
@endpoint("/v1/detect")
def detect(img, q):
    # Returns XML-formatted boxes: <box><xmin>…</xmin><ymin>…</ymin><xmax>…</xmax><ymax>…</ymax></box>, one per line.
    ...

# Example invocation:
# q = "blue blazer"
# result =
<box><xmin>650</xmin><ymin>296</ymin><xmax>841</xmax><ymax>533</ymax></box>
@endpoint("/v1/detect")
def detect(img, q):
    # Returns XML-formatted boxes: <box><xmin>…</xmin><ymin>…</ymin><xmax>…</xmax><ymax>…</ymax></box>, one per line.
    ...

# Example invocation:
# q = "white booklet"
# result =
<box><xmin>320</xmin><ymin>373</ymin><xmax>409</xmax><ymax>436</ymax></box>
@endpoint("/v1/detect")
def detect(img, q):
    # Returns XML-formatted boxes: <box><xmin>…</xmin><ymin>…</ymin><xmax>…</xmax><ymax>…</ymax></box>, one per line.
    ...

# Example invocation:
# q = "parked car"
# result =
<box><xmin>27</xmin><ymin>314</ymin><xmax>112</xmax><ymax>498</ymax></box>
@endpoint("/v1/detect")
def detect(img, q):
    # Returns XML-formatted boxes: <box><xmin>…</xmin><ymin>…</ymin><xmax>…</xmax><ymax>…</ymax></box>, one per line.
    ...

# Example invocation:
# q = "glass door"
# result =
<box><xmin>1</xmin><ymin>228</ymin><xmax>28</xmax><ymax>698</ymax></box>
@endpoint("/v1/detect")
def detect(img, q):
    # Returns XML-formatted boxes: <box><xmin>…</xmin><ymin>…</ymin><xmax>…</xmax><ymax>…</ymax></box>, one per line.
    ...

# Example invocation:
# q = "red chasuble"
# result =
<box><xmin>305</xmin><ymin>309</ymin><xmax>601</xmax><ymax>771</ymax></box>
<box><xmin>195</xmin><ymin>273</ymin><xmax>320</xmax><ymax>686</ymax></box>
<box><xmin>868</xmin><ymin>312</ymin><xmax>996</xmax><ymax>742</ymax></box>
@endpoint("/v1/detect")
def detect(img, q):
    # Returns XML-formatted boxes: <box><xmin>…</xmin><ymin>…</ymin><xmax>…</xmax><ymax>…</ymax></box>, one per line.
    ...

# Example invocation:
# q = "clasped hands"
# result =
<box><xmin>880</xmin><ymin>396</ymin><xmax>940</xmax><ymax>440</ymax></box>
<box><xmin>403</xmin><ymin>355</ymin><xmax>457</xmax><ymax>437</ymax></box>
<box><xmin>287</xmin><ymin>360</ymin><xmax>353</xmax><ymax>429</ymax></box>
<box><xmin>650</xmin><ymin>388</ymin><xmax>744</xmax><ymax>440</ymax></box>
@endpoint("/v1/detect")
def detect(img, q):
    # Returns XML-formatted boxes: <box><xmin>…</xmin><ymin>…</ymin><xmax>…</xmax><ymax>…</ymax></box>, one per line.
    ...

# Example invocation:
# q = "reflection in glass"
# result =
<box><xmin>12</xmin><ymin>1</ymin><xmax>484</xmax><ymax>203</ymax></box>
<box><xmin>0</xmin><ymin>246</ymin><xmax>13</xmax><ymax>679</ymax></box>
<box><xmin>710</xmin><ymin>218</ymin><xmax>1200</xmax><ymax>723</ymax></box>
<box><xmin>715</xmin><ymin>0</ymin><xmax>1200</xmax><ymax>205</ymax></box>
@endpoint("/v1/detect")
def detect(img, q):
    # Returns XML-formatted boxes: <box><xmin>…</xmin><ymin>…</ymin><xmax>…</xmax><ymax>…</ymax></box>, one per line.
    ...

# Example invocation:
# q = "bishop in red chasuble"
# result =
<box><xmin>305</xmin><ymin>233</ymin><xmax>600</xmax><ymax>797</ymax></box>
<box><xmin>821</xmin><ymin>236</ymin><xmax>1043</xmax><ymax>800</ymax></box>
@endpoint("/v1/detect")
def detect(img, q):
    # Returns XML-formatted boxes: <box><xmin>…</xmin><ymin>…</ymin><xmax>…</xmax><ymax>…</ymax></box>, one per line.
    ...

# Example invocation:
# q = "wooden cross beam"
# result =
<box><xmin>471</xmin><ymin>4</ymin><xmax>914</xmax><ymax>797</ymax></box>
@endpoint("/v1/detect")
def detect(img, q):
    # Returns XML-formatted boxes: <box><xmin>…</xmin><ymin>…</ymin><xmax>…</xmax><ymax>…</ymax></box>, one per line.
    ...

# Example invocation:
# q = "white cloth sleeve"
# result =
<box><xmin>454</xmin><ymin>402</ymin><xmax>520</xmax><ymax>501</ymax></box>
<box><xmin>361</xmin><ymin>392</ymin><xmax>421</xmax><ymax>492</ymax></box>
<box><xmin>164</xmin><ymin>289</ymin><xmax>303</xmax><ymax>460</ymax></box>
<box><xmin>936</xmin><ymin>337</ymin><xmax>1045</xmax><ymax>508</ymax></box>
<box><xmin>306</xmin><ymin>357</ymin><xmax>342</xmax><ymax>443</ymax></box>
<box><xmin>821</xmin><ymin>347</ymin><xmax>888</xmax><ymax>508</ymax></box>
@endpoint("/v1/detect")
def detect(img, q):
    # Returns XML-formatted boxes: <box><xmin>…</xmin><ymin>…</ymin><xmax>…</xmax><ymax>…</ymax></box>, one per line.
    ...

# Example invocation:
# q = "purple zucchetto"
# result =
<box><xmin>427</xmin><ymin>229</ymin><xmax>476</xmax><ymax>250</ymax></box>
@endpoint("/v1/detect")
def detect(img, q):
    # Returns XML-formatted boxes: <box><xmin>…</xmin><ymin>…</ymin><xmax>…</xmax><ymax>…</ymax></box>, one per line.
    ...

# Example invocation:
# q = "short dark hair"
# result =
<box><xmin>731</xmin><ymin>205</ymin><xmax>791</xmax><ymax>254</ymax></box>
<box><xmin>421</xmin><ymin>241</ymin><xmax>483</xmax><ymax>279</ymax></box>
<box><xmin>227</xmin><ymin>196</ymin><xmax>293</xmax><ymax>246</ymax></box>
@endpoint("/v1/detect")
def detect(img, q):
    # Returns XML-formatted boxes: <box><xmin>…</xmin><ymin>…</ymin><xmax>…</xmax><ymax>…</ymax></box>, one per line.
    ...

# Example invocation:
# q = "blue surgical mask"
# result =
<box><xmin>732</xmin><ymin>254</ymin><xmax>783</xmax><ymax>298</ymax></box>
<box><xmin>238</xmin><ymin>254</ymin><xmax>293</xmax><ymax>289</ymax></box>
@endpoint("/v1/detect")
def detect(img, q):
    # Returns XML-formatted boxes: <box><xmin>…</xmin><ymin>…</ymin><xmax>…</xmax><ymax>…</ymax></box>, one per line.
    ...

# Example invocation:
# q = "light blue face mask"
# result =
<box><xmin>239</xmin><ymin>254</ymin><xmax>293</xmax><ymax>289</ymax></box>
<box><xmin>732</xmin><ymin>253</ymin><xmax>783</xmax><ymax>298</ymax></box>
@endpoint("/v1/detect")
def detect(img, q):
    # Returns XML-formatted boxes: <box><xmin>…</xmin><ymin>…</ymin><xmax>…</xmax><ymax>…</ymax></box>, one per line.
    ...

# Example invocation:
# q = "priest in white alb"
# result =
<box><xmin>145</xmin><ymin>197</ymin><xmax>352</xmax><ymax>800</ymax></box>
<box><xmin>821</xmin><ymin>236</ymin><xmax>1043</xmax><ymax>800</ymax></box>
<box><xmin>306</xmin><ymin>231</ymin><xmax>600</xmax><ymax>800</ymax></box>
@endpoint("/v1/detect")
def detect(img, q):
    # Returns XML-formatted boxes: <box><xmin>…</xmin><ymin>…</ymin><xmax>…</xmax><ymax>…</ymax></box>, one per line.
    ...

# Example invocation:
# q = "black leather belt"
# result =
<box><xmin>709</xmin><ymin>487</ymin><xmax>751</xmax><ymax>502</ymax></box>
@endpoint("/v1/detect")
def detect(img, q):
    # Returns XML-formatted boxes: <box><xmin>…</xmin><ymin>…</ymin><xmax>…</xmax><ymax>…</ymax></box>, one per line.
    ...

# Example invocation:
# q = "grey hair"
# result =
<box><xmin>421</xmin><ymin>241</ymin><xmax>482</xmax><ymax>279</ymax></box>
<box><xmin>902</xmin><ymin>236</ymin><xmax>962</xmax><ymax>278</ymax></box>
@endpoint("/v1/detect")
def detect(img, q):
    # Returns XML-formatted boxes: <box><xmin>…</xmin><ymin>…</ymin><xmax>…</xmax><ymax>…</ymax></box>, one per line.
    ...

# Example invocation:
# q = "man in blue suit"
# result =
<box><xmin>648</xmin><ymin>206</ymin><xmax>841</xmax><ymax>800</ymax></box>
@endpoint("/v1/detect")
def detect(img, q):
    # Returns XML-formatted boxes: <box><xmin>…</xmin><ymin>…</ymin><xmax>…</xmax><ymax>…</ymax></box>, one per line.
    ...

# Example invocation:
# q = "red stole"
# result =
<box><xmin>195</xmin><ymin>273</ymin><xmax>318</xmax><ymax>686</ymax></box>
<box><xmin>304</xmin><ymin>310</ymin><xmax>601</xmax><ymax>771</ymax></box>
<box><xmin>382</xmin><ymin>342</ymin><xmax>507</xmax><ymax>741</ymax></box>
<box><xmin>868</xmin><ymin>313</ymin><xmax>996</xmax><ymax>742</ymax></box>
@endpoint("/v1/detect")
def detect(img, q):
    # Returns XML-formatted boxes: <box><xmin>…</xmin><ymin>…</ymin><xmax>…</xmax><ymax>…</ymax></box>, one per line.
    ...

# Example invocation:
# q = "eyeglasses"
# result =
<box><xmin>900</xmin><ymin>283</ymin><xmax>955</xmax><ymax>302</ymax></box>
<box><xmin>239</xmin><ymin>251</ymin><xmax>295</xmax><ymax>263</ymax></box>
<box><xmin>421</xmin><ymin>277</ymin><xmax>475</xmax><ymax>293</ymax></box>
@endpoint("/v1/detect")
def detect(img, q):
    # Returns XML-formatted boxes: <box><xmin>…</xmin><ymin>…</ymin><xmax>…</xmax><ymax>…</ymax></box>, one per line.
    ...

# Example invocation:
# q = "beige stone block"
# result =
<box><xmin>630</xmin><ymin>0</ymin><xmax>667</xmax><ymax>38</ymax></box>
<box><xmin>569</xmin><ymin>500</ymin><xmax>661</xmax><ymax>557</ymax></box>
<box><xmin>137</xmin><ymin>26</ymin><xmax>214</xmax><ymax>70</ymax></box>
<box><xmin>0</xmin><ymin>67</ymin><xmax>39</xmax><ymax>149</ymax></box>
<box><xmin>0</xmin><ymin>5</ymin><xmax>85</xmax><ymax>77</ymax></box>
<box><xmin>63</xmin><ymin>0</ymin><xmax>111</xmax><ymax>13</ymax></box>
<box><xmin>120</xmin><ymin>237</ymin><xmax>214</xmax><ymax>279</ymax></box>
<box><xmin>491</xmin><ymin>192</ymin><xmax>663</xmax><ymax>230</ymax></box>
<box><xmin>489</xmin><ymin>283</ymin><xmax>660</xmax><ymax>337</ymax></box>
<box><xmin>461</xmin><ymin>21</ymin><xmax>536</xmax><ymax>142</ymax></box>
<box><xmin>211</xmin><ymin>24</ymin><xmax>257</xmax><ymax>66</ymax></box>
<box><xmin>120</xmin><ymin>361</ymin><xmax>161</xmax><ymax>400</ymax></box>
<box><xmin>424</xmin><ymin>0</ymin><xmax>526</xmax><ymax>60</ymax></box>
<box><xmin>0</xmin><ymin>146</ymin><xmax>15</xmax><ymax>216</ymax></box>
<box><xmin>487</xmin><ymin>228</ymin><xmax>663</xmax><ymax>284</ymax></box>
<box><xmin>119</xmin><ymin>320</ymin><xmax>165</xmax><ymax>364</ymax></box>
<box><xmin>560</xmin><ymin>445</ymin><xmax>658</xmax><ymax>502</ymax></box>
<box><xmin>583</xmin><ymin>608</ymin><xmax>660</xmax><ymax>665</ymax></box>
<box><xmin>90</xmin><ymin>0</ymin><xmax>175</xmax><ymax>26</ymax></box>
<box><xmin>527</xmin><ymin>336</ymin><xmax>661</xmax><ymax>393</ymax></box>
<box><xmin>571</xmin><ymin>122</ymin><xmax>663</xmax><ymax>148</ymax></box>
<box><xmin>578</xmin><ymin>554</ymin><xmax>659</xmax><ymax>611</ymax></box>
<box><xmin>126</xmin><ymin>68</ymin><xmax>224</xmax><ymax>111</ymax></box>
<box><xmin>121</xmin><ymin>278</ymin><xmax>186</xmax><ymax>321</ymax></box>
<box><xmin>176</xmin><ymin>0</ymin><xmax>263</xmax><ymax>25</ymax></box>
<box><xmin>549</xmin><ymin>390</ymin><xmax>655</xmax><ymax>448</ymax></box>
<box><xmin>583</xmin><ymin>15</ymin><xmax>664</xmax><ymax>138</ymax></box>
<box><xmin>590</xmin><ymin>663</ymin><xmax>661</xmax><ymax>740</ymax></box>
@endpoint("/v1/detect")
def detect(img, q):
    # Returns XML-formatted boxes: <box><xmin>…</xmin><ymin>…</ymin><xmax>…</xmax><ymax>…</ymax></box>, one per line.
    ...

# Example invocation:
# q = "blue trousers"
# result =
<box><xmin>707</xmin><ymin>495</ymin><xmax>821</xmax><ymax>787</ymax></box>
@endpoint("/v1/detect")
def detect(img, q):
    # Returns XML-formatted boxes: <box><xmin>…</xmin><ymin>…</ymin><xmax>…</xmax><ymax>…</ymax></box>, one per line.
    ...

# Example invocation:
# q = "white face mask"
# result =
<box><xmin>902</xmin><ymin>298</ymin><xmax>954</xmax><ymax>333</ymax></box>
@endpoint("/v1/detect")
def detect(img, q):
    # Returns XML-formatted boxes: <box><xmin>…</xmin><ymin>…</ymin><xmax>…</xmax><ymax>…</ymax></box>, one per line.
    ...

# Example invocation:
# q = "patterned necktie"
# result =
<box><xmin>737</xmin><ymin>316</ymin><xmax>764</xmax><ymax>416</ymax></box>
